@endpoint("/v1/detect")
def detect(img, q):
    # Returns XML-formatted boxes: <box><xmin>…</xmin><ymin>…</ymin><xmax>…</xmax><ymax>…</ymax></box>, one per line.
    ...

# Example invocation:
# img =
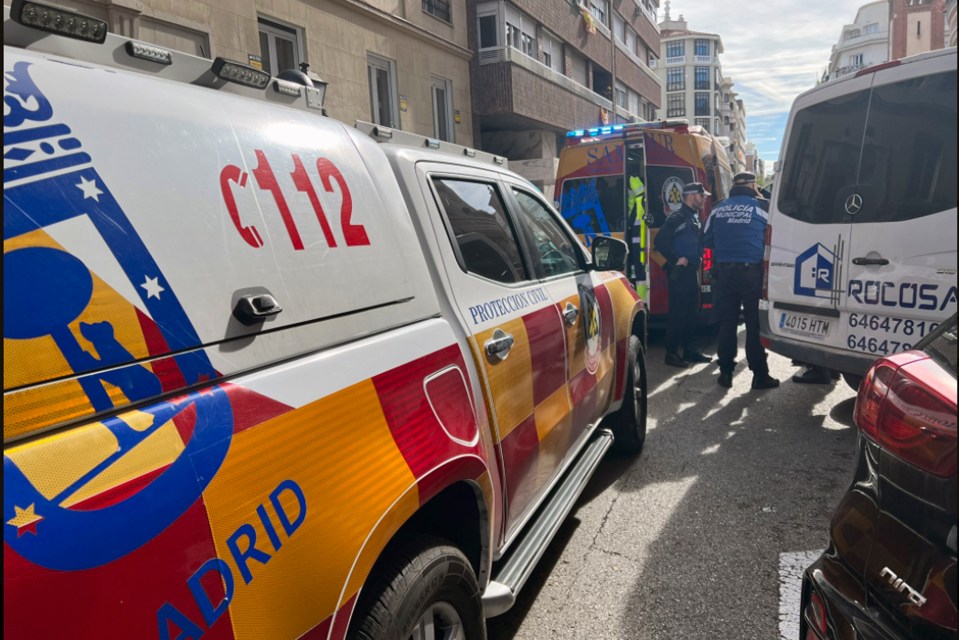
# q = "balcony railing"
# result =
<box><xmin>665</xmin><ymin>56</ymin><xmax>686</xmax><ymax>65</ymax></box>
<box><xmin>478</xmin><ymin>45</ymin><xmax>644</xmax><ymax>121</ymax></box>
<box><xmin>694</xmin><ymin>55</ymin><xmax>716</xmax><ymax>63</ymax></box>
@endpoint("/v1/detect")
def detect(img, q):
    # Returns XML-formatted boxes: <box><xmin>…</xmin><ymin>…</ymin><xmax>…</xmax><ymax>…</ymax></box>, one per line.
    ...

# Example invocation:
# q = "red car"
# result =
<box><xmin>801</xmin><ymin>313</ymin><xmax>957</xmax><ymax>640</ymax></box>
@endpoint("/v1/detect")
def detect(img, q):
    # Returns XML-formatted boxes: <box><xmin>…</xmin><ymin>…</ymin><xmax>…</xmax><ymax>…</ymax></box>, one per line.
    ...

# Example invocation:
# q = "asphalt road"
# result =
<box><xmin>487</xmin><ymin>324</ymin><xmax>860</xmax><ymax>640</ymax></box>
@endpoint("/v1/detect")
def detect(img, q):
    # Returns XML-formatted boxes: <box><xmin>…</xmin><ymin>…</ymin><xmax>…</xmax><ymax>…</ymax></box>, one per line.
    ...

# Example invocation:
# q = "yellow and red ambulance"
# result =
<box><xmin>555</xmin><ymin>121</ymin><xmax>734</xmax><ymax>323</ymax></box>
<box><xmin>3</xmin><ymin>4</ymin><xmax>648</xmax><ymax>639</ymax></box>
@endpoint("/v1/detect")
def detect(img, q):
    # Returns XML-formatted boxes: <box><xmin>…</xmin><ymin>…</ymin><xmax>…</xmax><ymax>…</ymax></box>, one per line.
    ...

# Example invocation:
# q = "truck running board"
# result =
<box><xmin>481</xmin><ymin>429</ymin><xmax>614</xmax><ymax>617</ymax></box>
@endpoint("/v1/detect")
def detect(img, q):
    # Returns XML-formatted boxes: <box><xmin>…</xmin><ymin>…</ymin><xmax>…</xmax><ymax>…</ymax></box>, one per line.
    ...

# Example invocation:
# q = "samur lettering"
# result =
<box><xmin>220</xmin><ymin>151</ymin><xmax>369</xmax><ymax>251</ymax></box>
<box><xmin>468</xmin><ymin>288</ymin><xmax>550</xmax><ymax>324</ymax></box>
<box><xmin>155</xmin><ymin>479</ymin><xmax>308</xmax><ymax>640</ymax></box>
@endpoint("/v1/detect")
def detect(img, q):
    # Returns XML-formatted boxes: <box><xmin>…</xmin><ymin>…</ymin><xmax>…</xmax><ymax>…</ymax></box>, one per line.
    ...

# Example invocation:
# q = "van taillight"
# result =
<box><xmin>854</xmin><ymin>358</ymin><xmax>958</xmax><ymax>477</ymax></box>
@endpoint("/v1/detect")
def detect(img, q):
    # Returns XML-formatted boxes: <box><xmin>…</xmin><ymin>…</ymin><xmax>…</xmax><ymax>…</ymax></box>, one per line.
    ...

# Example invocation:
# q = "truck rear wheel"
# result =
<box><xmin>349</xmin><ymin>535</ymin><xmax>486</xmax><ymax>640</ymax></box>
<box><xmin>610</xmin><ymin>335</ymin><xmax>648</xmax><ymax>454</ymax></box>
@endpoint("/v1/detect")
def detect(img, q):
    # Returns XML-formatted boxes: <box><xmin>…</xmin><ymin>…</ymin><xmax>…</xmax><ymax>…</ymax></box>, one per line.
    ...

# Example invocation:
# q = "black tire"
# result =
<box><xmin>610</xmin><ymin>335</ymin><xmax>648</xmax><ymax>455</ymax></box>
<box><xmin>349</xmin><ymin>535</ymin><xmax>486</xmax><ymax>640</ymax></box>
<box><xmin>842</xmin><ymin>372</ymin><xmax>863</xmax><ymax>392</ymax></box>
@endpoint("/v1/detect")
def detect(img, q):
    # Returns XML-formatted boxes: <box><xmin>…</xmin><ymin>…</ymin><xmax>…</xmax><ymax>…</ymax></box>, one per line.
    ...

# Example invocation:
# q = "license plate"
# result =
<box><xmin>778</xmin><ymin>311</ymin><xmax>832</xmax><ymax>338</ymax></box>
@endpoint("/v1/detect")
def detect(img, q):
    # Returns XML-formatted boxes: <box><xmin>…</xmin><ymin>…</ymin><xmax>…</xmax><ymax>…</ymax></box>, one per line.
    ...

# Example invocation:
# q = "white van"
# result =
<box><xmin>761</xmin><ymin>48</ymin><xmax>957</xmax><ymax>387</ymax></box>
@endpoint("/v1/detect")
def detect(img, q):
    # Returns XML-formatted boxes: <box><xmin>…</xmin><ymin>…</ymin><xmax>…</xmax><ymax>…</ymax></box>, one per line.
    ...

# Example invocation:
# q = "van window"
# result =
<box><xmin>856</xmin><ymin>70</ymin><xmax>957</xmax><ymax>223</ymax></box>
<box><xmin>511</xmin><ymin>189</ymin><xmax>582</xmax><ymax>279</ymax></box>
<box><xmin>777</xmin><ymin>88</ymin><xmax>870</xmax><ymax>224</ymax></box>
<box><xmin>433</xmin><ymin>178</ymin><xmax>528</xmax><ymax>284</ymax></box>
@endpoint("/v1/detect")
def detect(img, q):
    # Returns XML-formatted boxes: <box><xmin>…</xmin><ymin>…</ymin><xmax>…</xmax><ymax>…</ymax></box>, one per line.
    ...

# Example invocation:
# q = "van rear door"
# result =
<box><xmin>768</xmin><ymin>73</ymin><xmax>874</xmax><ymax>359</ymax></box>
<box><xmin>843</xmin><ymin>62</ymin><xmax>957</xmax><ymax>356</ymax></box>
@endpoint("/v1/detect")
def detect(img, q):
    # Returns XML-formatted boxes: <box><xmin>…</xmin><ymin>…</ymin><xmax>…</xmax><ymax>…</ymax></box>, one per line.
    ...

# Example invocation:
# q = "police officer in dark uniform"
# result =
<box><xmin>654</xmin><ymin>182</ymin><xmax>711</xmax><ymax>368</ymax></box>
<box><xmin>704</xmin><ymin>172</ymin><xmax>779</xmax><ymax>389</ymax></box>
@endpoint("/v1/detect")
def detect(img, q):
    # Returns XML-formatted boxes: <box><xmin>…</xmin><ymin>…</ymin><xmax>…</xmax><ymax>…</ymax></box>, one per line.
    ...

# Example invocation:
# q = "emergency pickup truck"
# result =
<box><xmin>3</xmin><ymin>4</ymin><xmax>648</xmax><ymax>639</ymax></box>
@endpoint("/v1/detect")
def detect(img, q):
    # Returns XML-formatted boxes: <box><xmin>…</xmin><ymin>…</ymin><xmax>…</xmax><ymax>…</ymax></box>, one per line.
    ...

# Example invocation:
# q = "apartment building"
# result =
<box><xmin>50</xmin><ymin>0</ymin><xmax>475</xmax><ymax>146</ymax></box>
<box><xmin>889</xmin><ymin>0</ymin><xmax>946</xmax><ymax>59</ymax></box>
<box><xmin>467</xmin><ymin>0</ymin><xmax>662</xmax><ymax>197</ymax></box>
<box><xmin>656</xmin><ymin>12</ymin><xmax>747</xmax><ymax>172</ymax></box>
<box><xmin>822</xmin><ymin>0</ymin><xmax>889</xmax><ymax>82</ymax></box>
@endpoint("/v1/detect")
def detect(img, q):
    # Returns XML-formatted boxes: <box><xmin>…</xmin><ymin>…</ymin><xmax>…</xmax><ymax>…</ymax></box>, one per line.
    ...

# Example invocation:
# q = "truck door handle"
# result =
<box><xmin>563</xmin><ymin>302</ymin><xmax>580</xmax><ymax>326</ymax></box>
<box><xmin>233</xmin><ymin>293</ymin><xmax>283</xmax><ymax>325</ymax></box>
<box><xmin>484</xmin><ymin>329</ymin><xmax>514</xmax><ymax>361</ymax></box>
<box><xmin>852</xmin><ymin>257</ymin><xmax>889</xmax><ymax>266</ymax></box>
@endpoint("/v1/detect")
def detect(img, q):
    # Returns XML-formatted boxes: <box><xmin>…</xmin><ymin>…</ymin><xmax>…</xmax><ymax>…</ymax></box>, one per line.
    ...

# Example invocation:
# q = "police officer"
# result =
<box><xmin>704</xmin><ymin>172</ymin><xmax>779</xmax><ymax>389</ymax></box>
<box><xmin>654</xmin><ymin>182</ymin><xmax>711</xmax><ymax>368</ymax></box>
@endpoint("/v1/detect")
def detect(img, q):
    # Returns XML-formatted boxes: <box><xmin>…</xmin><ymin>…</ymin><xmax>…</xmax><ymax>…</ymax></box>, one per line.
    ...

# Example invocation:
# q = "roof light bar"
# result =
<box><xmin>11</xmin><ymin>0</ymin><xmax>108</xmax><ymax>43</ymax></box>
<box><xmin>125</xmin><ymin>41</ymin><xmax>173</xmax><ymax>65</ymax></box>
<box><xmin>211</xmin><ymin>57</ymin><xmax>271</xmax><ymax>90</ymax></box>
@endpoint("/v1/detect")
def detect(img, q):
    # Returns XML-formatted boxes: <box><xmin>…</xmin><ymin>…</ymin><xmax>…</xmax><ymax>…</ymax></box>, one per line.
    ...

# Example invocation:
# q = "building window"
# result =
<box><xmin>694</xmin><ymin>92</ymin><xmax>710</xmax><ymax>116</ymax></box>
<box><xmin>667</xmin><ymin>67</ymin><xmax>684</xmax><ymax>91</ymax></box>
<box><xmin>431</xmin><ymin>76</ymin><xmax>454</xmax><ymax>142</ymax></box>
<box><xmin>541</xmin><ymin>32</ymin><xmax>562</xmax><ymax>72</ymax></box>
<box><xmin>368</xmin><ymin>54</ymin><xmax>398</xmax><ymax>128</ymax></box>
<box><xmin>694</xmin><ymin>66</ymin><xmax>710</xmax><ymax>90</ymax></box>
<box><xmin>478</xmin><ymin>12</ymin><xmax>498</xmax><ymax>48</ymax></box>
<box><xmin>258</xmin><ymin>18</ymin><xmax>300</xmax><ymax>76</ymax></box>
<box><xmin>694</xmin><ymin>39</ymin><xmax>710</xmax><ymax>56</ymax></box>
<box><xmin>505</xmin><ymin>6</ymin><xmax>536</xmax><ymax>58</ymax></box>
<box><xmin>422</xmin><ymin>0</ymin><xmax>451</xmax><ymax>23</ymax></box>
<box><xmin>667</xmin><ymin>93</ymin><xmax>685</xmax><ymax>117</ymax></box>
<box><xmin>695</xmin><ymin>117</ymin><xmax>711</xmax><ymax>132</ymax></box>
<box><xmin>850</xmin><ymin>53</ymin><xmax>864</xmax><ymax>67</ymax></box>
<box><xmin>666</xmin><ymin>40</ymin><xmax>684</xmax><ymax>58</ymax></box>
<box><xmin>588</xmin><ymin>0</ymin><xmax>608</xmax><ymax>27</ymax></box>
<box><xmin>613</xmin><ymin>12</ymin><xmax>624</xmax><ymax>42</ymax></box>
<box><xmin>625</xmin><ymin>26</ymin><xmax>636</xmax><ymax>53</ymax></box>
<box><xmin>615</xmin><ymin>82</ymin><xmax>628</xmax><ymax>109</ymax></box>
<box><xmin>863</xmin><ymin>22</ymin><xmax>879</xmax><ymax>34</ymax></box>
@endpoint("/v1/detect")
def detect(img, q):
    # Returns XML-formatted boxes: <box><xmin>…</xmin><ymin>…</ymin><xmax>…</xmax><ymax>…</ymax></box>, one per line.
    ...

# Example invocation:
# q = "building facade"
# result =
<box><xmin>656</xmin><ymin>13</ymin><xmax>747</xmax><ymax>172</ymax></box>
<box><xmin>822</xmin><ymin>0</ymin><xmax>889</xmax><ymax>82</ymax></box>
<box><xmin>467</xmin><ymin>0</ymin><xmax>662</xmax><ymax>197</ymax></box>
<box><xmin>948</xmin><ymin>0</ymin><xmax>958</xmax><ymax>45</ymax></box>
<box><xmin>51</xmin><ymin>0</ymin><xmax>476</xmax><ymax>147</ymax></box>
<box><xmin>889</xmin><ymin>0</ymin><xmax>946</xmax><ymax>59</ymax></box>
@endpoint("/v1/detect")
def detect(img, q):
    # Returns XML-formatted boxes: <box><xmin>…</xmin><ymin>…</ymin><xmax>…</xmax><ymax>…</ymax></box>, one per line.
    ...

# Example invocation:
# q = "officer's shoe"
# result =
<box><xmin>717</xmin><ymin>371</ymin><xmax>733</xmax><ymax>388</ymax></box>
<box><xmin>791</xmin><ymin>367</ymin><xmax>833</xmax><ymax>385</ymax></box>
<box><xmin>684</xmin><ymin>351</ymin><xmax>712</xmax><ymax>364</ymax></box>
<box><xmin>751</xmin><ymin>374</ymin><xmax>780</xmax><ymax>390</ymax></box>
<box><xmin>665</xmin><ymin>353</ymin><xmax>689</xmax><ymax>368</ymax></box>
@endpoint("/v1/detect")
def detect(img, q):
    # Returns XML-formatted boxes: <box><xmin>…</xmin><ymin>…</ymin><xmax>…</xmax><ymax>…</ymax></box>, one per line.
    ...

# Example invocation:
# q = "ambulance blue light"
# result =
<box><xmin>587</xmin><ymin>127</ymin><xmax>600</xmax><ymax>136</ymax></box>
<box><xmin>612</xmin><ymin>125</ymin><xmax>624</xmax><ymax>131</ymax></box>
<box><xmin>600</xmin><ymin>126</ymin><xmax>613</xmax><ymax>134</ymax></box>
<box><xmin>566</xmin><ymin>129</ymin><xmax>586</xmax><ymax>138</ymax></box>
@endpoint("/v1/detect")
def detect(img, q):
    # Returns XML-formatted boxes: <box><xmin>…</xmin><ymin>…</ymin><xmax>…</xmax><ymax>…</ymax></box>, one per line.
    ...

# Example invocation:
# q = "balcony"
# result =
<box><xmin>694</xmin><ymin>55</ymin><xmax>716</xmax><ymax>64</ymax></box>
<box><xmin>477</xmin><ymin>46</ymin><xmax>644</xmax><ymax>123</ymax></box>
<box><xmin>665</xmin><ymin>56</ymin><xmax>686</xmax><ymax>65</ymax></box>
<box><xmin>616</xmin><ymin>39</ymin><xmax>659</xmax><ymax>84</ymax></box>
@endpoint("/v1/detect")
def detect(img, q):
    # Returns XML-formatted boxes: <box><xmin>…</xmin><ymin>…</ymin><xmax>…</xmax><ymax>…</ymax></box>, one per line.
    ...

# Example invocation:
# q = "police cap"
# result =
<box><xmin>682</xmin><ymin>182</ymin><xmax>710</xmax><ymax>196</ymax></box>
<box><xmin>733</xmin><ymin>171</ymin><xmax>757</xmax><ymax>185</ymax></box>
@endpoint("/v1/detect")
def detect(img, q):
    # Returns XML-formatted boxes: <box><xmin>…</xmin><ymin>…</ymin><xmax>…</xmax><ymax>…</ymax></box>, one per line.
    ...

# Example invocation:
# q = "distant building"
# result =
<box><xmin>657</xmin><ymin>9</ymin><xmax>747</xmax><ymax>172</ymax></box>
<box><xmin>822</xmin><ymin>1</ymin><xmax>889</xmax><ymax>82</ymax></box>
<box><xmin>889</xmin><ymin>0</ymin><xmax>946</xmax><ymax>59</ymax></box>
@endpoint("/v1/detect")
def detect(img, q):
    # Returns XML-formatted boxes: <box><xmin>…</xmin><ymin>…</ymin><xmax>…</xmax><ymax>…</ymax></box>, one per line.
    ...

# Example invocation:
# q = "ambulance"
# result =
<box><xmin>555</xmin><ymin>120</ymin><xmax>734</xmax><ymax>324</ymax></box>
<box><xmin>3</xmin><ymin>3</ymin><xmax>650</xmax><ymax>638</ymax></box>
<box><xmin>761</xmin><ymin>47</ymin><xmax>957</xmax><ymax>388</ymax></box>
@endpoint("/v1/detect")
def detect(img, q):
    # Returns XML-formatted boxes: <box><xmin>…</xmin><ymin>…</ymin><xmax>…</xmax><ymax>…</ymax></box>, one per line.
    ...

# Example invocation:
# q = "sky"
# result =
<box><xmin>666</xmin><ymin>0</ymin><xmax>875</xmax><ymax>165</ymax></box>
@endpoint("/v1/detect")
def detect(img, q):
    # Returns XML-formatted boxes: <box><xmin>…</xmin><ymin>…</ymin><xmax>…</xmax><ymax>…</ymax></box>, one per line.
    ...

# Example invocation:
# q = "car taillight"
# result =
<box><xmin>804</xmin><ymin>590</ymin><xmax>828</xmax><ymax>639</ymax></box>
<box><xmin>855</xmin><ymin>357</ymin><xmax>958</xmax><ymax>477</ymax></box>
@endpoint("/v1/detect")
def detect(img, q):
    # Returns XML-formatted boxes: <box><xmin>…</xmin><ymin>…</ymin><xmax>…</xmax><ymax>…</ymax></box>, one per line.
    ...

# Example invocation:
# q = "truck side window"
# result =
<box><xmin>432</xmin><ymin>178</ymin><xmax>528</xmax><ymax>284</ymax></box>
<box><xmin>511</xmin><ymin>188</ymin><xmax>582</xmax><ymax>279</ymax></box>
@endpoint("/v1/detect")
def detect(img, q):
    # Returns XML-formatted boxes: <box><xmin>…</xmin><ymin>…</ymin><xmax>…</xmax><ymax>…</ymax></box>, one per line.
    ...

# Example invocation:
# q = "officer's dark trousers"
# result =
<box><xmin>665</xmin><ymin>266</ymin><xmax>699</xmax><ymax>357</ymax></box>
<box><xmin>714</xmin><ymin>264</ymin><xmax>768</xmax><ymax>375</ymax></box>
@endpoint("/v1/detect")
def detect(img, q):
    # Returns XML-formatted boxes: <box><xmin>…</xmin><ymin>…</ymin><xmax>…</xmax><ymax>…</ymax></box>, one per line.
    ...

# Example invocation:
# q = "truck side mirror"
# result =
<box><xmin>590</xmin><ymin>236</ymin><xmax>628</xmax><ymax>272</ymax></box>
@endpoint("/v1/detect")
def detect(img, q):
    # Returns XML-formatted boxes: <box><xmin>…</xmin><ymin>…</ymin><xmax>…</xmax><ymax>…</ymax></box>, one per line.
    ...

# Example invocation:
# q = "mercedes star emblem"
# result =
<box><xmin>845</xmin><ymin>193</ymin><xmax>863</xmax><ymax>215</ymax></box>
